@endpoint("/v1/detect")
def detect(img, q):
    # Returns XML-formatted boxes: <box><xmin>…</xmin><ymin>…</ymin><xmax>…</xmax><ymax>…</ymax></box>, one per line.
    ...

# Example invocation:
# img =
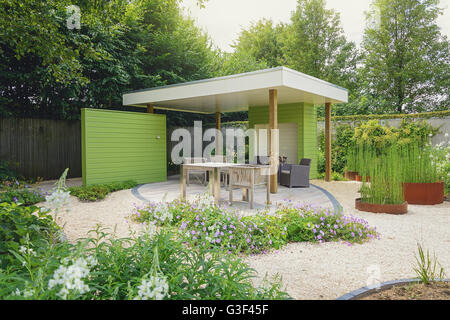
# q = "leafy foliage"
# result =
<box><xmin>360</xmin><ymin>0</ymin><xmax>450</xmax><ymax>113</ymax></box>
<box><xmin>0</xmin><ymin>188</ymin><xmax>46</xmax><ymax>206</ymax></box>
<box><xmin>68</xmin><ymin>180</ymin><xmax>138</xmax><ymax>201</ymax></box>
<box><xmin>131</xmin><ymin>195</ymin><xmax>380</xmax><ymax>255</ymax></box>
<box><xmin>0</xmin><ymin>227</ymin><xmax>290</xmax><ymax>300</ymax></box>
<box><xmin>0</xmin><ymin>0</ymin><xmax>221</xmax><ymax>123</ymax></box>
<box><xmin>0</xmin><ymin>203</ymin><xmax>59</xmax><ymax>261</ymax></box>
<box><xmin>413</xmin><ymin>243</ymin><xmax>446</xmax><ymax>285</ymax></box>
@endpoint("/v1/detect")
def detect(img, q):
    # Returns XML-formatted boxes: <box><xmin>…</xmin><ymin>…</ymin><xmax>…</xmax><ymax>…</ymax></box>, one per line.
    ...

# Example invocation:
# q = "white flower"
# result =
<box><xmin>23</xmin><ymin>288</ymin><xmax>33</xmax><ymax>298</ymax></box>
<box><xmin>134</xmin><ymin>274</ymin><xmax>169</xmax><ymax>300</ymax></box>
<box><xmin>19</xmin><ymin>246</ymin><xmax>36</xmax><ymax>257</ymax></box>
<box><xmin>154</xmin><ymin>203</ymin><xmax>173</xmax><ymax>223</ymax></box>
<box><xmin>48</xmin><ymin>256</ymin><xmax>96</xmax><ymax>299</ymax></box>
<box><xmin>45</xmin><ymin>189</ymin><xmax>71</xmax><ymax>213</ymax></box>
<box><xmin>194</xmin><ymin>193</ymin><xmax>215</xmax><ymax>210</ymax></box>
<box><xmin>142</xmin><ymin>221</ymin><xmax>157</xmax><ymax>239</ymax></box>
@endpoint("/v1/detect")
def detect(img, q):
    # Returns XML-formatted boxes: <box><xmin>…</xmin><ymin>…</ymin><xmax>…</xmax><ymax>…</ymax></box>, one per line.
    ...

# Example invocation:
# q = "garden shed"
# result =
<box><xmin>82</xmin><ymin>67</ymin><xmax>348</xmax><ymax>189</ymax></box>
<box><xmin>122</xmin><ymin>67</ymin><xmax>348</xmax><ymax>190</ymax></box>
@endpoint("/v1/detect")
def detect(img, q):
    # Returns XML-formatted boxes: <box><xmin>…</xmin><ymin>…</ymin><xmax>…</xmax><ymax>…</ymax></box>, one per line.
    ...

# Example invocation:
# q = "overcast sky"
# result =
<box><xmin>181</xmin><ymin>0</ymin><xmax>450</xmax><ymax>52</ymax></box>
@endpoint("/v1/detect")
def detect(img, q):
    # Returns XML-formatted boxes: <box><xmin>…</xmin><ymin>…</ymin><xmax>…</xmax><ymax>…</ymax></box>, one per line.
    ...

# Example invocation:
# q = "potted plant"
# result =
<box><xmin>344</xmin><ymin>145</ymin><xmax>359</xmax><ymax>180</ymax></box>
<box><xmin>356</xmin><ymin>145</ymin><xmax>408</xmax><ymax>214</ymax></box>
<box><xmin>401</xmin><ymin>142</ymin><xmax>445</xmax><ymax>205</ymax></box>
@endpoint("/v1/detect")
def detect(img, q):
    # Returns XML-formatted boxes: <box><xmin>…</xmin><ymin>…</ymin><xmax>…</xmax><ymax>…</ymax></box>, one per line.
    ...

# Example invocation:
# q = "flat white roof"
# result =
<box><xmin>122</xmin><ymin>67</ymin><xmax>348</xmax><ymax>114</ymax></box>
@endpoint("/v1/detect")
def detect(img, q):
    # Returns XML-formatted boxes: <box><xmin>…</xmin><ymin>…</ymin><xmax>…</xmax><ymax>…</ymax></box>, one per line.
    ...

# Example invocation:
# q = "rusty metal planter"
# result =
<box><xmin>355</xmin><ymin>198</ymin><xmax>408</xmax><ymax>215</ymax></box>
<box><xmin>344</xmin><ymin>171</ymin><xmax>359</xmax><ymax>181</ymax></box>
<box><xmin>402</xmin><ymin>182</ymin><xmax>444</xmax><ymax>205</ymax></box>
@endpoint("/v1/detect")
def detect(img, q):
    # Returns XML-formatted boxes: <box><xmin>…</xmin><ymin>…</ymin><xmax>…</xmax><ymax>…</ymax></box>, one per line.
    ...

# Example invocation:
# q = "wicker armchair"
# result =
<box><xmin>279</xmin><ymin>158</ymin><xmax>312</xmax><ymax>188</ymax></box>
<box><xmin>250</xmin><ymin>156</ymin><xmax>270</xmax><ymax>165</ymax></box>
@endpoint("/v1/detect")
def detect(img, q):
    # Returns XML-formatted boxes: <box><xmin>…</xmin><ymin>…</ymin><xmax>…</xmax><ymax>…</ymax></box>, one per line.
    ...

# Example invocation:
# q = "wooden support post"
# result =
<box><xmin>269</xmin><ymin>89</ymin><xmax>278</xmax><ymax>193</ymax></box>
<box><xmin>216</xmin><ymin>112</ymin><xmax>222</xmax><ymax>155</ymax></box>
<box><xmin>325</xmin><ymin>102</ymin><xmax>332</xmax><ymax>182</ymax></box>
<box><xmin>147</xmin><ymin>103</ymin><xmax>154</xmax><ymax>113</ymax></box>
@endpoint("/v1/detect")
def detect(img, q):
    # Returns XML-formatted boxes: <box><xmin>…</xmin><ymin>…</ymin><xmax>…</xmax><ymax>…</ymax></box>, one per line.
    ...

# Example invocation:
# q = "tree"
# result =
<box><xmin>232</xmin><ymin>19</ymin><xmax>286</xmax><ymax>68</ymax></box>
<box><xmin>281</xmin><ymin>0</ymin><xmax>359</xmax><ymax>91</ymax></box>
<box><xmin>360</xmin><ymin>0</ymin><xmax>450</xmax><ymax>113</ymax></box>
<box><xmin>0</xmin><ymin>0</ymin><xmax>220</xmax><ymax>122</ymax></box>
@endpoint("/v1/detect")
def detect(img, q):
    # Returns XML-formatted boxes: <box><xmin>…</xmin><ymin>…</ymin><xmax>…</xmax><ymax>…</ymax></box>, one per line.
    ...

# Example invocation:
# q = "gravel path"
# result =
<box><xmin>35</xmin><ymin>178</ymin><xmax>449</xmax><ymax>299</ymax></box>
<box><xmin>244</xmin><ymin>180</ymin><xmax>450</xmax><ymax>300</ymax></box>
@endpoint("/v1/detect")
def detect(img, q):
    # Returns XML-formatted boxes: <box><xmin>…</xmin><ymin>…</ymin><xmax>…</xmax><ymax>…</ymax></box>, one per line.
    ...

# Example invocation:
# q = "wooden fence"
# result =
<box><xmin>0</xmin><ymin>118</ymin><xmax>81</xmax><ymax>179</ymax></box>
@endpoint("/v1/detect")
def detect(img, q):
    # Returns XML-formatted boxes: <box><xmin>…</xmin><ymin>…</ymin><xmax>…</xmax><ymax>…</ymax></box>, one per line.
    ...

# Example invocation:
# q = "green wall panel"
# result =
<box><xmin>248</xmin><ymin>103</ymin><xmax>318</xmax><ymax>179</ymax></box>
<box><xmin>82</xmin><ymin>108</ymin><xmax>166</xmax><ymax>186</ymax></box>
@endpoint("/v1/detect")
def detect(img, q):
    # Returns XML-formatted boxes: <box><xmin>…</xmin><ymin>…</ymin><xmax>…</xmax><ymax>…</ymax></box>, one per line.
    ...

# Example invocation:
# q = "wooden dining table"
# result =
<box><xmin>180</xmin><ymin>163</ymin><xmax>271</xmax><ymax>207</ymax></box>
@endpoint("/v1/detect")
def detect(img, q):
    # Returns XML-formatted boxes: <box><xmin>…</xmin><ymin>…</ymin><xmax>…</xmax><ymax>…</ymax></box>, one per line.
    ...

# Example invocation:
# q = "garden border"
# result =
<box><xmin>336</xmin><ymin>278</ymin><xmax>450</xmax><ymax>300</ymax></box>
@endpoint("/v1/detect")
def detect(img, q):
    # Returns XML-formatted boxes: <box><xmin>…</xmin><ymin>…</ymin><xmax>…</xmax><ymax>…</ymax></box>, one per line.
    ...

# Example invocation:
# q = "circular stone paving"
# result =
<box><xmin>132</xmin><ymin>175</ymin><xmax>340</xmax><ymax>215</ymax></box>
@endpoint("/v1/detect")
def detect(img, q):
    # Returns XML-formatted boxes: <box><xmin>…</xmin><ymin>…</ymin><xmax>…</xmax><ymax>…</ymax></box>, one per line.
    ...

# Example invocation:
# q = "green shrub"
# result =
<box><xmin>0</xmin><ymin>161</ymin><xmax>17</xmax><ymax>182</ymax></box>
<box><xmin>318</xmin><ymin>124</ymin><xmax>355</xmax><ymax>174</ymax></box>
<box><xmin>0</xmin><ymin>228</ymin><xmax>290</xmax><ymax>300</ymax></box>
<box><xmin>68</xmin><ymin>180</ymin><xmax>138</xmax><ymax>201</ymax></box>
<box><xmin>278</xmin><ymin>205</ymin><xmax>378</xmax><ymax>244</ymax></box>
<box><xmin>316</xmin><ymin>172</ymin><xmax>346</xmax><ymax>181</ymax></box>
<box><xmin>0</xmin><ymin>188</ymin><xmax>46</xmax><ymax>205</ymax></box>
<box><xmin>0</xmin><ymin>203</ymin><xmax>59</xmax><ymax>264</ymax></box>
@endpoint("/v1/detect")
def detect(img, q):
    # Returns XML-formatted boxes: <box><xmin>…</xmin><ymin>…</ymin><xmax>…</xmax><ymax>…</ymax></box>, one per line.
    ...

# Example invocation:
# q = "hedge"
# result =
<box><xmin>317</xmin><ymin>110</ymin><xmax>450</xmax><ymax>122</ymax></box>
<box><xmin>218</xmin><ymin>111</ymin><xmax>450</xmax><ymax>127</ymax></box>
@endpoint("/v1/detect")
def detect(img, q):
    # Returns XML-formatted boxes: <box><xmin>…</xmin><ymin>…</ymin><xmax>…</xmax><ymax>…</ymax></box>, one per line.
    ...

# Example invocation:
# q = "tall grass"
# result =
<box><xmin>359</xmin><ymin>145</ymin><xmax>405</xmax><ymax>205</ymax></box>
<box><xmin>400</xmin><ymin>142</ymin><xmax>440</xmax><ymax>183</ymax></box>
<box><xmin>346</xmin><ymin>144</ymin><xmax>358</xmax><ymax>172</ymax></box>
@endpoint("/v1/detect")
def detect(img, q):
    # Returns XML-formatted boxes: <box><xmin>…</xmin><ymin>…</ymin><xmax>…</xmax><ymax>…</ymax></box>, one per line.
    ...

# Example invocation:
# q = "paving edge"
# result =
<box><xmin>310</xmin><ymin>184</ymin><xmax>343</xmax><ymax>212</ymax></box>
<box><xmin>336</xmin><ymin>278</ymin><xmax>450</xmax><ymax>300</ymax></box>
<box><xmin>132</xmin><ymin>182</ymin><xmax>343</xmax><ymax>212</ymax></box>
<box><xmin>131</xmin><ymin>184</ymin><xmax>148</xmax><ymax>202</ymax></box>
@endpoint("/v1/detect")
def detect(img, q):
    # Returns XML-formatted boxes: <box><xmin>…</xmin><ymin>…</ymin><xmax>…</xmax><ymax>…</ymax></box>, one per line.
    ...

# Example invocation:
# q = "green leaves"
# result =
<box><xmin>68</xmin><ymin>180</ymin><xmax>138</xmax><ymax>202</ymax></box>
<box><xmin>360</xmin><ymin>0</ymin><xmax>450</xmax><ymax>113</ymax></box>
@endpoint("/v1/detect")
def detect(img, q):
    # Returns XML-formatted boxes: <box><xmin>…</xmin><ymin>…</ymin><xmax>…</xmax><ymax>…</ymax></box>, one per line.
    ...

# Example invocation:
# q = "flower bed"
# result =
<box><xmin>0</xmin><ymin>171</ymin><xmax>290</xmax><ymax>300</ymax></box>
<box><xmin>131</xmin><ymin>194</ymin><xmax>380</xmax><ymax>254</ymax></box>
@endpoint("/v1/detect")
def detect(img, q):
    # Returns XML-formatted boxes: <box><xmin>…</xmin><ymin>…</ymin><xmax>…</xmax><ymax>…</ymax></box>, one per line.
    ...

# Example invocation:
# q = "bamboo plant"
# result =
<box><xmin>359</xmin><ymin>145</ymin><xmax>405</xmax><ymax>205</ymax></box>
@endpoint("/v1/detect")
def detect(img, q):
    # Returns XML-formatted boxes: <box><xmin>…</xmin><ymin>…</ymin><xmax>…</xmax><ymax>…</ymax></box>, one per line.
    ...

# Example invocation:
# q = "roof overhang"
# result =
<box><xmin>122</xmin><ymin>67</ymin><xmax>348</xmax><ymax>114</ymax></box>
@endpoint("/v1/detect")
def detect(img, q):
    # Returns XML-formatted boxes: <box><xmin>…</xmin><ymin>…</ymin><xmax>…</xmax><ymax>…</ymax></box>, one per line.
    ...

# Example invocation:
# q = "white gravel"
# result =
<box><xmin>244</xmin><ymin>180</ymin><xmax>450</xmax><ymax>300</ymax></box>
<box><xmin>35</xmin><ymin>178</ymin><xmax>450</xmax><ymax>300</ymax></box>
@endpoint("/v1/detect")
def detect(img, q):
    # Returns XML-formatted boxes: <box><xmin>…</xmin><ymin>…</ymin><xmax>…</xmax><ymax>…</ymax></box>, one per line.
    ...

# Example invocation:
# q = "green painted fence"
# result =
<box><xmin>248</xmin><ymin>103</ymin><xmax>318</xmax><ymax>179</ymax></box>
<box><xmin>82</xmin><ymin>108</ymin><xmax>166</xmax><ymax>186</ymax></box>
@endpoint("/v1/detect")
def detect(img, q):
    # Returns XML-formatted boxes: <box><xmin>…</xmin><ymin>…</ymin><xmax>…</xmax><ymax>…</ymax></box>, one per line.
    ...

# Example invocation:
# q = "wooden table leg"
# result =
<box><xmin>229</xmin><ymin>169</ymin><xmax>233</xmax><ymax>205</ymax></box>
<box><xmin>213</xmin><ymin>167</ymin><xmax>220</xmax><ymax>205</ymax></box>
<box><xmin>180</xmin><ymin>166</ymin><xmax>187</xmax><ymax>201</ymax></box>
<box><xmin>242</xmin><ymin>188</ymin><xmax>248</xmax><ymax>202</ymax></box>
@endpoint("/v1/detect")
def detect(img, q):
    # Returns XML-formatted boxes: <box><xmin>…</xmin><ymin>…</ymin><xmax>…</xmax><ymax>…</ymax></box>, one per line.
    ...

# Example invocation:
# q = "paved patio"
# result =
<box><xmin>35</xmin><ymin>175</ymin><xmax>341</xmax><ymax>215</ymax></box>
<box><xmin>132</xmin><ymin>175</ymin><xmax>339</xmax><ymax>215</ymax></box>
